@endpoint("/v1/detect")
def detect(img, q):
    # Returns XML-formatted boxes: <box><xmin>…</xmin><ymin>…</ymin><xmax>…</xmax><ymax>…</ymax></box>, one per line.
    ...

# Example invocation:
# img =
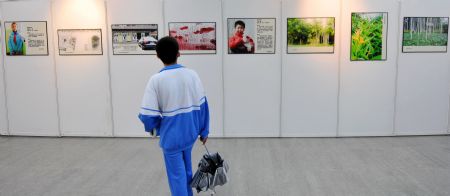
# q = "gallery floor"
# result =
<box><xmin>0</xmin><ymin>135</ymin><xmax>449</xmax><ymax>196</ymax></box>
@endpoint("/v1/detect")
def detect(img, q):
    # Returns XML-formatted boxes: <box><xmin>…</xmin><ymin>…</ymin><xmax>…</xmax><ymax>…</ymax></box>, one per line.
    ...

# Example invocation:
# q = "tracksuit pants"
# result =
<box><xmin>163</xmin><ymin>146</ymin><xmax>194</xmax><ymax>196</ymax></box>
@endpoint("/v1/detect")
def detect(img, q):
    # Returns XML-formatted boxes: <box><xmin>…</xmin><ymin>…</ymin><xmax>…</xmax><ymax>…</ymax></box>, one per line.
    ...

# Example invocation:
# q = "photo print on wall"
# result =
<box><xmin>227</xmin><ymin>18</ymin><xmax>276</xmax><ymax>54</ymax></box>
<box><xmin>57</xmin><ymin>29</ymin><xmax>103</xmax><ymax>55</ymax></box>
<box><xmin>168</xmin><ymin>22</ymin><xmax>216</xmax><ymax>54</ymax></box>
<box><xmin>402</xmin><ymin>17</ymin><xmax>448</xmax><ymax>53</ymax></box>
<box><xmin>351</xmin><ymin>12</ymin><xmax>388</xmax><ymax>61</ymax></box>
<box><xmin>287</xmin><ymin>17</ymin><xmax>335</xmax><ymax>54</ymax></box>
<box><xmin>4</xmin><ymin>21</ymin><xmax>49</xmax><ymax>56</ymax></box>
<box><xmin>112</xmin><ymin>24</ymin><xmax>158</xmax><ymax>55</ymax></box>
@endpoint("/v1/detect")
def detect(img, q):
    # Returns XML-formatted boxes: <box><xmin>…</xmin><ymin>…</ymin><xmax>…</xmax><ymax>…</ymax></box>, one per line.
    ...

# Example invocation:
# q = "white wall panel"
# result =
<box><xmin>0</xmin><ymin>7</ymin><xmax>8</xmax><ymax>135</ymax></box>
<box><xmin>395</xmin><ymin>0</ymin><xmax>450</xmax><ymax>135</ymax></box>
<box><xmin>0</xmin><ymin>0</ymin><xmax>448</xmax><ymax>138</ymax></box>
<box><xmin>281</xmin><ymin>0</ymin><xmax>340</xmax><ymax>137</ymax></box>
<box><xmin>52</xmin><ymin>0</ymin><xmax>112</xmax><ymax>136</ymax></box>
<box><xmin>164</xmin><ymin>0</ymin><xmax>224</xmax><ymax>137</ymax></box>
<box><xmin>1</xmin><ymin>0</ymin><xmax>59</xmax><ymax>136</ymax></box>
<box><xmin>106</xmin><ymin>0</ymin><xmax>164</xmax><ymax>137</ymax></box>
<box><xmin>338</xmin><ymin>0</ymin><xmax>400</xmax><ymax>136</ymax></box>
<box><xmin>223</xmin><ymin>0</ymin><xmax>281</xmax><ymax>137</ymax></box>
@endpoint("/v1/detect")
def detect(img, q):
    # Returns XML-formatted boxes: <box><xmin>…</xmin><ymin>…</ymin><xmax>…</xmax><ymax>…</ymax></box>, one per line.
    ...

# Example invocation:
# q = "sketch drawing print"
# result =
<box><xmin>57</xmin><ymin>29</ymin><xmax>102</xmax><ymax>55</ymax></box>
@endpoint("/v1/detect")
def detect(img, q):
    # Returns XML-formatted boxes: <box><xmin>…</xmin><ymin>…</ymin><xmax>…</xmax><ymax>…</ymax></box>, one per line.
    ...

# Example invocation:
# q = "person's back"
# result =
<box><xmin>144</xmin><ymin>65</ymin><xmax>209</xmax><ymax>153</ymax></box>
<box><xmin>139</xmin><ymin>36</ymin><xmax>209</xmax><ymax>196</ymax></box>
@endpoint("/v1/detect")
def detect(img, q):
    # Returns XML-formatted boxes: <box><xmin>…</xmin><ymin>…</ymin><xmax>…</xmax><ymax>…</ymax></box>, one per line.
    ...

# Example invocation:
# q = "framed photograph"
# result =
<box><xmin>402</xmin><ymin>17</ymin><xmax>448</xmax><ymax>53</ymax></box>
<box><xmin>112</xmin><ymin>24</ymin><xmax>158</xmax><ymax>55</ymax></box>
<box><xmin>287</xmin><ymin>17</ymin><xmax>335</xmax><ymax>54</ymax></box>
<box><xmin>351</xmin><ymin>12</ymin><xmax>388</xmax><ymax>61</ymax></box>
<box><xmin>4</xmin><ymin>21</ymin><xmax>48</xmax><ymax>56</ymax></box>
<box><xmin>227</xmin><ymin>18</ymin><xmax>276</xmax><ymax>54</ymax></box>
<box><xmin>168</xmin><ymin>22</ymin><xmax>216</xmax><ymax>54</ymax></box>
<box><xmin>57</xmin><ymin>29</ymin><xmax>103</xmax><ymax>55</ymax></box>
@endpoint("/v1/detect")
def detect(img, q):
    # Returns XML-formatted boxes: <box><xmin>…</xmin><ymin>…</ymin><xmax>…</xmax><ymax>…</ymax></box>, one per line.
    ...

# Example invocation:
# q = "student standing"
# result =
<box><xmin>138</xmin><ymin>36</ymin><xmax>210</xmax><ymax>196</ymax></box>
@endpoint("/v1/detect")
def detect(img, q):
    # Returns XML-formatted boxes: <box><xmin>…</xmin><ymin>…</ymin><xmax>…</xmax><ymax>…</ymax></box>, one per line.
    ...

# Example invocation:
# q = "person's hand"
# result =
<box><xmin>236</xmin><ymin>36</ymin><xmax>245</xmax><ymax>45</ymax></box>
<box><xmin>200</xmin><ymin>136</ymin><xmax>208</xmax><ymax>145</ymax></box>
<box><xmin>148</xmin><ymin>129</ymin><xmax>156</xmax><ymax>138</ymax></box>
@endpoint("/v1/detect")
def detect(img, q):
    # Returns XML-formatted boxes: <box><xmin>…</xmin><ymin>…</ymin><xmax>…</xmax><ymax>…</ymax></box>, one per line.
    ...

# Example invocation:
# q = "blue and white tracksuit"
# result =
<box><xmin>138</xmin><ymin>64</ymin><xmax>209</xmax><ymax>196</ymax></box>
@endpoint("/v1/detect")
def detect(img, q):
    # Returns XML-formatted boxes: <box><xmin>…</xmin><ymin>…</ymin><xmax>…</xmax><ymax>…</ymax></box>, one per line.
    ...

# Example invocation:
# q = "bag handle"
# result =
<box><xmin>203</xmin><ymin>144</ymin><xmax>211</xmax><ymax>156</ymax></box>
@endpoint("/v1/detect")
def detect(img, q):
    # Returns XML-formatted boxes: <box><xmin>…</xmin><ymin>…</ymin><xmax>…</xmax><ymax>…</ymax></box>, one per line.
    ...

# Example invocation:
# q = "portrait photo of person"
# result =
<box><xmin>228</xmin><ymin>20</ymin><xmax>255</xmax><ymax>54</ymax></box>
<box><xmin>6</xmin><ymin>22</ymin><xmax>25</xmax><ymax>55</ymax></box>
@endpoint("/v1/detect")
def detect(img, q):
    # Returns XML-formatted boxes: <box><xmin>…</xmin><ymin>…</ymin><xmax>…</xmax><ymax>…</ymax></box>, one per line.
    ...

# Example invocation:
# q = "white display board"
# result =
<box><xmin>1</xmin><ymin>0</ymin><xmax>59</xmax><ymax>136</ymax></box>
<box><xmin>0</xmin><ymin>0</ymin><xmax>448</xmax><ymax>138</ymax></box>
<box><xmin>338</xmin><ymin>0</ymin><xmax>400</xmax><ymax>136</ymax></box>
<box><xmin>106</xmin><ymin>0</ymin><xmax>164</xmax><ymax>137</ymax></box>
<box><xmin>0</xmin><ymin>6</ymin><xmax>8</xmax><ymax>135</ymax></box>
<box><xmin>395</xmin><ymin>0</ymin><xmax>450</xmax><ymax>135</ymax></box>
<box><xmin>164</xmin><ymin>0</ymin><xmax>224</xmax><ymax>137</ymax></box>
<box><xmin>52</xmin><ymin>0</ymin><xmax>113</xmax><ymax>136</ymax></box>
<box><xmin>223</xmin><ymin>0</ymin><xmax>281</xmax><ymax>137</ymax></box>
<box><xmin>281</xmin><ymin>0</ymin><xmax>340</xmax><ymax>137</ymax></box>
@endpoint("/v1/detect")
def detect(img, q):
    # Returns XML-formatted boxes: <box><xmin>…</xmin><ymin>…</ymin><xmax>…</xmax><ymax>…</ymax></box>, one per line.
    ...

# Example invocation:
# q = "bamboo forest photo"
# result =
<box><xmin>287</xmin><ymin>17</ymin><xmax>335</xmax><ymax>53</ymax></box>
<box><xmin>351</xmin><ymin>12</ymin><xmax>388</xmax><ymax>61</ymax></box>
<box><xmin>402</xmin><ymin>17</ymin><xmax>449</xmax><ymax>53</ymax></box>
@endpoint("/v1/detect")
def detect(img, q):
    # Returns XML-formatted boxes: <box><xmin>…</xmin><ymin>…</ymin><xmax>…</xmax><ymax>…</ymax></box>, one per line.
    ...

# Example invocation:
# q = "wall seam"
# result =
<box><xmin>220</xmin><ymin>0</ymin><xmax>226</xmax><ymax>137</ymax></box>
<box><xmin>336</xmin><ymin>0</ymin><xmax>343</xmax><ymax>137</ymax></box>
<box><xmin>50</xmin><ymin>0</ymin><xmax>62</xmax><ymax>137</ymax></box>
<box><xmin>393</xmin><ymin>0</ymin><xmax>402</xmax><ymax>136</ymax></box>
<box><xmin>162</xmin><ymin>0</ymin><xmax>166</xmax><ymax>36</ymax></box>
<box><xmin>278</xmin><ymin>0</ymin><xmax>283</xmax><ymax>137</ymax></box>
<box><xmin>104</xmin><ymin>0</ymin><xmax>115</xmax><ymax>137</ymax></box>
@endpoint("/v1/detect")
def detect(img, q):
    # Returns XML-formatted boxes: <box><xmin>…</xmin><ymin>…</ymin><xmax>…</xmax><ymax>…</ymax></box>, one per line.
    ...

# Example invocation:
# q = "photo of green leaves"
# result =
<box><xmin>351</xmin><ymin>12</ymin><xmax>387</xmax><ymax>61</ymax></box>
<box><xmin>402</xmin><ymin>17</ymin><xmax>448</xmax><ymax>53</ymax></box>
<box><xmin>287</xmin><ymin>17</ymin><xmax>335</xmax><ymax>53</ymax></box>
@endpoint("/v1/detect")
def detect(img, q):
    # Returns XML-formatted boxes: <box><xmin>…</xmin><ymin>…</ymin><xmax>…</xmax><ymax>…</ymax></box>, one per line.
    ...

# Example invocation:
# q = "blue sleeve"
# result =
<box><xmin>199</xmin><ymin>97</ymin><xmax>210</xmax><ymax>139</ymax></box>
<box><xmin>138</xmin><ymin>113</ymin><xmax>161</xmax><ymax>133</ymax></box>
<box><xmin>139</xmin><ymin>77</ymin><xmax>161</xmax><ymax>133</ymax></box>
<box><xmin>8</xmin><ymin>34</ymin><xmax>14</xmax><ymax>52</ymax></box>
<box><xmin>17</xmin><ymin>36</ymin><xmax>23</xmax><ymax>53</ymax></box>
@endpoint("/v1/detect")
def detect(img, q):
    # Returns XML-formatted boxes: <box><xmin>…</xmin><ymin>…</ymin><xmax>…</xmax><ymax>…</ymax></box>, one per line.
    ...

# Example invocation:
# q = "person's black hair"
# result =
<box><xmin>234</xmin><ymin>20</ymin><xmax>245</xmax><ymax>28</ymax></box>
<box><xmin>156</xmin><ymin>36</ymin><xmax>179</xmax><ymax>65</ymax></box>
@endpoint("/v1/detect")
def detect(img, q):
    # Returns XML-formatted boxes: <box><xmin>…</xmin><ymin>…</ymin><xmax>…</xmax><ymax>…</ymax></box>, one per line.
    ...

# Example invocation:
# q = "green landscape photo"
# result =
<box><xmin>351</xmin><ymin>12</ymin><xmax>387</xmax><ymax>61</ymax></box>
<box><xmin>287</xmin><ymin>17</ymin><xmax>335</xmax><ymax>53</ymax></box>
<box><xmin>402</xmin><ymin>17</ymin><xmax>448</xmax><ymax>52</ymax></box>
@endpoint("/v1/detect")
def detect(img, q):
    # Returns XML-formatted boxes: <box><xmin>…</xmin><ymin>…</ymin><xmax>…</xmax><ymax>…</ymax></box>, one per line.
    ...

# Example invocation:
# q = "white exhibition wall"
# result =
<box><xmin>1</xmin><ymin>0</ymin><xmax>59</xmax><ymax>136</ymax></box>
<box><xmin>0</xmin><ymin>0</ymin><xmax>449</xmax><ymax>137</ymax></box>
<box><xmin>281</xmin><ymin>0</ymin><xmax>340</xmax><ymax>137</ymax></box>
<box><xmin>106</xmin><ymin>0</ymin><xmax>165</xmax><ymax>137</ymax></box>
<box><xmin>223</xmin><ymin>0</ymin><xmax>281</xmax><ymax>137</ymax></box>
<box><xmin>395</xmin><ymin>0</ymin><xmax>450</xmax><ymax>135</ymax></box>
<box><xmin>164</xmin><ymin>0</ymin><xmax>224</xmax><ymax>137</ymax></box>
<box><xmin>339</xmin><ymin>0</ymin><xmax>400</xmax><ymax>136</ymax></box>
<box><xmin>0</xmin><ymin>8</ymin><xmax>7</xmax><ymax>135</ymax></box>
<box><xmin>52</xmin><ymin>0</ymin><xmax>113</xmax><ymax>136</ymax></box>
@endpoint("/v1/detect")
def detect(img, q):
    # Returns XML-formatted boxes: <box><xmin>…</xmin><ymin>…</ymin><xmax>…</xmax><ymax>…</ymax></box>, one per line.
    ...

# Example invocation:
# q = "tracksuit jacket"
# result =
<box><xmin>138</xmin><ymin>64</ymin><xmax>210</xmax><ymax>153</ymax></box>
